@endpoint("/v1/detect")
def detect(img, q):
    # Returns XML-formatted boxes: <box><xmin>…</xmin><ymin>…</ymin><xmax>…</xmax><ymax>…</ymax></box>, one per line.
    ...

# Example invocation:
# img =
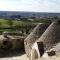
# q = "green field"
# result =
<box><xmin>0</xmin><ymin>19</ymin><xmax>34</xmax><ymax>34</ymax></box>
<box><xmin>0</xmin><ymin>18</ymin><xmax>51</xmax><ymax>34</ymax></box>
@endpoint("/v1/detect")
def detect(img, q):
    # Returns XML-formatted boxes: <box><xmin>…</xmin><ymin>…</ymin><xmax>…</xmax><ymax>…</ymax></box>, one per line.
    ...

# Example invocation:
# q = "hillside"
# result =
<box><xmin>0</xmin><ymin>11</ymin><xmax>60</xmax><ymax>18</ymax></box>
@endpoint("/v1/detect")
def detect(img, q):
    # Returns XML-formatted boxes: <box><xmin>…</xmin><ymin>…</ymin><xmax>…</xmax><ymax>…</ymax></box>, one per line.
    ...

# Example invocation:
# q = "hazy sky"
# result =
<box><xmin>0</xmin><ymin>0</ymin><xmax>60</xmax><ymax>12</ymax></box>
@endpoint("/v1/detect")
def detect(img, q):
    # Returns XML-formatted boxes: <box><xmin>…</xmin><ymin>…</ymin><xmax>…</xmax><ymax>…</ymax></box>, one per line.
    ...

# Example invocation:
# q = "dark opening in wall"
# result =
<box><xmin>37</xmin><ymin>42</ymin><xmax>44</xmax><ymax>57</ymax></box>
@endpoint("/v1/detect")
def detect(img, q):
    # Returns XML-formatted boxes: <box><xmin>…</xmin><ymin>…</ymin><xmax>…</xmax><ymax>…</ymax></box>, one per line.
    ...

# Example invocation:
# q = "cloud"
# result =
<box><xmin>0</xmin><ymin>0</ymin><xmax>60</xmax><ymax>12</ymax></box>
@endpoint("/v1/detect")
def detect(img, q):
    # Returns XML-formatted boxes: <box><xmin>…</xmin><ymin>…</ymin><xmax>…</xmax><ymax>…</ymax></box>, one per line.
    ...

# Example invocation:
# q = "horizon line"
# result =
<box><xmin>0</xmin><ymin>11</ymin><xmax>60</xmax><ymax>13</ymax></box>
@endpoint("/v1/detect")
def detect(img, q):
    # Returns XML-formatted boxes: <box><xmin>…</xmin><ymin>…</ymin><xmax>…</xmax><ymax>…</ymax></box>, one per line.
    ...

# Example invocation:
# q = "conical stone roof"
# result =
<box><xmin>37</xmin><ymin>21</ymin><xmax>60</xmax><ymax>51</ymax></box>
<box><xmin>24</xmin><ymin>23</ymin><xmax>48</xmax><ymax>58</ymax></box>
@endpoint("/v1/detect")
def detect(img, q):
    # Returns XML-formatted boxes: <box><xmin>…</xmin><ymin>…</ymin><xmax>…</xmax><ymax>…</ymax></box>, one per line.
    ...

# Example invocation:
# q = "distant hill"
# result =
<box><xmin>0</xmin><ymin>11</ymin><xmax>60</xmax><ymax>18</ymax></box>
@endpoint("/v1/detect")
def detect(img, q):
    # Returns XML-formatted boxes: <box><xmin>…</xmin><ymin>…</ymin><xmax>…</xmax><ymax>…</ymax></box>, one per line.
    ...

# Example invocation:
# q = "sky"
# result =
<box><xmin>0</xmin><ymin>0</ymin><xmax>60</xmax><ymax>12</ymax></box>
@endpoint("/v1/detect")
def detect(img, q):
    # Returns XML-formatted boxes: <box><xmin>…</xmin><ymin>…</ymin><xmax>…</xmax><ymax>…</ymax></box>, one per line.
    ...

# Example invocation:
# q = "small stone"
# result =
<box><xmin>47</xmin><ymin>50</ymin><xmax>56</xmax><ymax>56</ymax></box>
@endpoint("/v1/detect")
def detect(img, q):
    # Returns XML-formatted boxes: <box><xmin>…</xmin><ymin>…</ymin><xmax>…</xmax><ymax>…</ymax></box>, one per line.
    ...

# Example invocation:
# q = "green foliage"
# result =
<box><xmin>0</xmin><ymin>19</ymin><xmax>34</xmax><ymax>34</ymax></box>
<box><xmin>34</xmin><ymin>19</ymin><xmax>52</xmax><ymax>25</ymax></box>
<box><xmin>0</xmin><ymin>18</ymin><xmax>52</xmax><ymax>34</ymax></box>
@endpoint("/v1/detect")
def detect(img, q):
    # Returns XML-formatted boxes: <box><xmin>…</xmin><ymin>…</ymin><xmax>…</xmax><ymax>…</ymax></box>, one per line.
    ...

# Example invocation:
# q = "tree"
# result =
<box><xmin>7</xmin><ymin>20</ymin><xmax>13</xmax><ymax>27</ymax></box>
<box><xmin>0</xmin><ymin>22</ymin><xmax>2</xmax><ymax>27</ymax></box>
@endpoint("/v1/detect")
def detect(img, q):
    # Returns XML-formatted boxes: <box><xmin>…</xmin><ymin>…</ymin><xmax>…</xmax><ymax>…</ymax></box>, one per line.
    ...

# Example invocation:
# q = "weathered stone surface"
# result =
<box><xmin>0</xmin><ymin>34</ymin><xmax>25</xmax><ymax>50</ymax></box>
<box><xmin>30</xmin><ymin>21</ymin><xmax>60</xmax><ymax>60</ymax></box>
<box><xmin>37</xmin><ymin>21</ymin><xmax>60</xmax><ymax>51</ymax></box>
<box><xmin>24</xmin><ymin>23</ymin><xmax>48</xmax><ymax>58</ymax></box>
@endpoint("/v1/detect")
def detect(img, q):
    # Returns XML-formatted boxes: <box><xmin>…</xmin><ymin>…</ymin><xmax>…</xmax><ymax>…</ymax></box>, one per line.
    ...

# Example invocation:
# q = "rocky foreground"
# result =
<box><xmin>0</xmin><ymin>54</ymin><xmax>60</xmax><ymax>60</ymax></box>
<box><xmin>0</xmin><ymin>54</ymin><xmax>29</xmax><ymax>60</ymax></box>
